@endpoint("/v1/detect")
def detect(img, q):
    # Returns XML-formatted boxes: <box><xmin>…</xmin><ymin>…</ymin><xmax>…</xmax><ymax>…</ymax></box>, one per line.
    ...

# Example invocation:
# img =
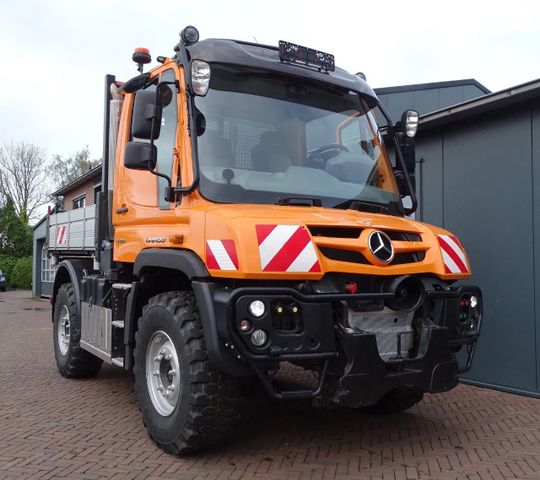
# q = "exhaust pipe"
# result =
<box><xmin>384</xmin><ymin>275</ymin><xmax>425</xmax><ymax>312</ymax></box>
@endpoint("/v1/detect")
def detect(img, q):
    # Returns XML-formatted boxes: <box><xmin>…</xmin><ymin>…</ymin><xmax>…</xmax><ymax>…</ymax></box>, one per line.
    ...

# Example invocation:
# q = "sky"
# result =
<box><xmin>2</xmin><ymin>0</ymin><xmax>540</xmax><ymax>164</ymax></box>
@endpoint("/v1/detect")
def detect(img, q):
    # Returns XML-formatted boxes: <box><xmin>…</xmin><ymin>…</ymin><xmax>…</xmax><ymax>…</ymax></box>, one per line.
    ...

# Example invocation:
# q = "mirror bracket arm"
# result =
<box><xmin>377</xmin><ymin>104</ymin><xmax>418</xmax><ymax>215</ymax></box>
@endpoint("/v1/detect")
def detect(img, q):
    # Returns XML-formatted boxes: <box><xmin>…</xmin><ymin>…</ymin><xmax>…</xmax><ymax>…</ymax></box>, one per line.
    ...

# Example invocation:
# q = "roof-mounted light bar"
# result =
<box><xmin>278</xmin><ymin>40</ymin><xmax>335</xmax><ymax>72</ymax></box>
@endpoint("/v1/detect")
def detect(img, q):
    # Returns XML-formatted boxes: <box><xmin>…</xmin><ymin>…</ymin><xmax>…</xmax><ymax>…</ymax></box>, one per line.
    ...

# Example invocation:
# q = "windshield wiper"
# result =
<box><xmin>333</xmin><ymin>199</ymin><xmax>398</xmax><ymax>215</ymax></box>
<box><xmin>276</xmin><ymin>197</ymin><xmax>322</xmax><ymax>207</ymax></box>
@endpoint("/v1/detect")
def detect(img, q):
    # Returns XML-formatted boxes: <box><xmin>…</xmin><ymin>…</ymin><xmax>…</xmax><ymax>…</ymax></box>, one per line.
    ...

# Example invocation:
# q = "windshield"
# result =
<box><xmin>194</xmin><ymin>64</ymin><xmax>401</xmax><ymax>213</ymax></box>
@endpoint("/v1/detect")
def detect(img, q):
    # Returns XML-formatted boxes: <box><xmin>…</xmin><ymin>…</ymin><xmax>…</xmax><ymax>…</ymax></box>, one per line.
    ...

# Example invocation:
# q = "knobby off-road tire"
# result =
<box><xmin>53</xmin><ymin>283</ymin><xmax>103</xmax><ymax>378</ymax></box>
<box><xmin>361</xmin><ymin>387</ymin><xmax>424</xmax><ymax>414</ymax></box>
<box><xmin>134</xmin><ymin>291</ymin><xmax>244</xmax><ymax>455</ymax></box>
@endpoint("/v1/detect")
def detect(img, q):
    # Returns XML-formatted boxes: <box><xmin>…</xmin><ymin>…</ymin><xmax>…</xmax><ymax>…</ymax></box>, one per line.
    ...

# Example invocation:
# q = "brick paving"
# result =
<box><xmin>1</xmin><ymin>290</ymin><xmax>539</xmax><ymax>480</ymax></box>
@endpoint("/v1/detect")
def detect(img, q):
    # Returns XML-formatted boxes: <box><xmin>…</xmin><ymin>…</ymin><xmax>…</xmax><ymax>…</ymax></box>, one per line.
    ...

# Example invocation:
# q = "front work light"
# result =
<box><xmin>191</xmin><ymin>60</ymin><xmax>211</xmax><ymax>96</ymax></box>
<box><xmin>402</xmin><ymin>109</ymin><xmax>419</xmax><ymax>138</ymax></box>
<box><xmin>180</xmin><ymin>25</ymin><xmax>199</xmax><ymax>46</ymax></box>
<box><xmin>248</xmin><ymin>300</ymin><xmax>265</xmax><ymax>318</ymax></box>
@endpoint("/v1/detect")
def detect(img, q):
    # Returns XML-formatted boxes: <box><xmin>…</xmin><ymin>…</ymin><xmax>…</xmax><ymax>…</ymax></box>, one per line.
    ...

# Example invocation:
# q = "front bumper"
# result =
<box><xmin>192</xmin><ymin>281</ymin><xmax>482</xmax><ymax>407</ymax></box>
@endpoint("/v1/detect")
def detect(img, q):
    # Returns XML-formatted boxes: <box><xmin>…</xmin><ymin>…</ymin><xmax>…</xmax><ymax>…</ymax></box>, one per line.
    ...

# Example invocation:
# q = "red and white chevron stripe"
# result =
<box><xmin>256</xmin><ymin>225</ymin><xmax>321</xmax><ymax>273</ymax></box>
<box><xmin>56</xmin><ymin>225</ymin><xmax>67</xmax><ymax>245</ymax></box>
<box><xmin>438</xmin><ymin>234</ymin><xmax>469</xmax><ymax>274</ymax></box>
<box><xmin>206</xmin><ymin>240</ymin><xmax>239</xmax><ymax>271</ymax></box>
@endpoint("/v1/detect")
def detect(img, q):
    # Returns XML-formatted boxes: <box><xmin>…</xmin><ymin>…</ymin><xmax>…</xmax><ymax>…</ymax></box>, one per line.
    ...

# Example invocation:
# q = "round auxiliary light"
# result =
<box><xmin>191</xmin><ymin>60</ymin><xmax>211</xmax><ymax>96</ymax></box>
<box><xmin>239</xmin><ymin>319</ymin><xmax>251</xmax><ymax>332</ymax></box>
<box><xmin>470</xmin><ymin>295</ymin><xmax>478</xmax><ymax>308</ymax></box>
<box><xmin>248</xmin><ymin>300</ymin><xmax>265</xmax><ymax>318</ymax></box>
<box><xmin>251</xmin><ymin>329</ymin><xmax>267</xmax><ymax>347</ymax></box>
<box><xmin>180</xmin><ymin>25</ymin><xmax>200</xmax><ymax>46</ymax></box>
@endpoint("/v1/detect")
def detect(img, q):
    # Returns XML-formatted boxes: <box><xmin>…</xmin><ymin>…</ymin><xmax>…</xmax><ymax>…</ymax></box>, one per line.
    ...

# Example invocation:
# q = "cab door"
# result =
<box><xmin>113</xmin><ymin>65</ymin><xmax>183</xmax><ymax>262</ymax></box>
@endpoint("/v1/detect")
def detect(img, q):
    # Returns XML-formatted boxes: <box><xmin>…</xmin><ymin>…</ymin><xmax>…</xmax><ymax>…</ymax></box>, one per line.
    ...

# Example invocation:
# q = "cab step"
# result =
<box><xmin>111</xmin><ymin>357</ymin><xmax>124</xmax><ymax>367</ymax></box>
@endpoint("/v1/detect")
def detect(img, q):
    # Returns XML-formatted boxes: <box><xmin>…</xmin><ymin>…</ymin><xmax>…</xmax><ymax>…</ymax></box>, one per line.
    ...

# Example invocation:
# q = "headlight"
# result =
<box><xmin>191</xmin><ymin>60</ymin><xmax>210</xmax><ymax>96</ymax></box>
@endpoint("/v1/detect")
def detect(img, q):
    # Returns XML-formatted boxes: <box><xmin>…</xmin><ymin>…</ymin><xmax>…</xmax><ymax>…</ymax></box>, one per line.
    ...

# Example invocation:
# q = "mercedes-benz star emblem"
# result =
<box><xmin>368</xmin><ymin>230</ymin><xmax>394</xmax><ymax>263</ymax></box>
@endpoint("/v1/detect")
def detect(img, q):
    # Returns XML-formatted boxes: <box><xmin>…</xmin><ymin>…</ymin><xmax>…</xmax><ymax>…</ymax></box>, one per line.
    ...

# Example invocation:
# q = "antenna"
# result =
<box><xmin>253</xmin><ymin>36</ymin><xmax>259</xmax><ymax>44</ymax></box>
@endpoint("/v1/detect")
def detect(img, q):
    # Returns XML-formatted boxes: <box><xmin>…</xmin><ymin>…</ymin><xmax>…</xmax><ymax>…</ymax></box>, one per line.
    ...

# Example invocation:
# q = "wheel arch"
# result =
<box><xmin>133</xmin><ymin>248</ymin><xmax>209</xmax><ymax>279</ymax></box>
<box><xmin>126</xmin><ymin>248</ymin><xmax>248</xmax><ymax>375</ymax></box>
<box><xmin>51</xmin><ymin>259</ymin><xmax>93</xmax><ymax>322</ymax></box>
<box><xmin>126</xmin><ymin>249</ymin><xmax>208</xmax><ymax>367</ymax></box>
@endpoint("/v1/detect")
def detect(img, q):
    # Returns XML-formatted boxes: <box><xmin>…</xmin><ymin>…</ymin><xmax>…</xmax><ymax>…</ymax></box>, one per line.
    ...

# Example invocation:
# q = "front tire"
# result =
<box><xmin>134</xmin><ymin>291</ymin><xmax>244</xmax><ymax>455</ymax></box>
<box><xmin>53</xmin><ymin>283</ymin><xmax>103</xmax><ymax>378</ymax></box>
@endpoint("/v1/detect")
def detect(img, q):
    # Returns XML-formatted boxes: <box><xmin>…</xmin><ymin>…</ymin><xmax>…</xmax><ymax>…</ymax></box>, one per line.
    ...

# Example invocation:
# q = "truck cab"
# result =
<box><xmin>49</xmin><ymin>28</ymin><xmax>482</xmax><ymax>455</ymax></box>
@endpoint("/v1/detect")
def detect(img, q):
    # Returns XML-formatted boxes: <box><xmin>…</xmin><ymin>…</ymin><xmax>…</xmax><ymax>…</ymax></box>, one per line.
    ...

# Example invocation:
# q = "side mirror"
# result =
<box><xmin>124</xmin><ymin>142</ymin><xmax>157</xmax><ymax>170</ymax></box>
<box><xmin>131</xmin><ymin>83</ymin><xmax>172</xmax><ymax>140</ymax></box>
<box><xmin>132</xmin><ymin>88</ymin><xmax>161</xmax><ymax>140</ymax></box>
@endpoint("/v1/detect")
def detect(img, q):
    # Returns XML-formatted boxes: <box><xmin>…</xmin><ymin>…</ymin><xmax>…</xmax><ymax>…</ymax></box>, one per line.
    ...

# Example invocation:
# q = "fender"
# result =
<box><xmin>126</xmin><ymin>248</ymin><xmax>249</xmax><ymax>375</ymax></box>
<box><xmin>51</xmin><ymin>259</ymin><xmax>92</xmax><ymax>321</ymax></box>
<box><xmin>133</xmin><ymin>248</ymin><xmax>209</xmax><ymax>278</ymax></box>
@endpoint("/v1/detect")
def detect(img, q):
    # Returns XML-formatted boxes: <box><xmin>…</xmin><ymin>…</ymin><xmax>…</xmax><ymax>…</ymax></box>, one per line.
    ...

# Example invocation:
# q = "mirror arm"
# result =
<box><xmin>174</xmin><ymin>43</ymin><xmax>200</xmax><ymax>197</ymax></box>
<box><xmin>144</xmin><ymin>81</ymin><xmax>175</xmax><ymax>202</ymax></box>
<box><xmin>392</xmin><ymin>134</ymin><xmax>418</xmax><ymax>215</ymax></box>
<box><xmin>377</xmin><ymin>104</ymin><xmax>418</xmax><ymax>215</ymax></box>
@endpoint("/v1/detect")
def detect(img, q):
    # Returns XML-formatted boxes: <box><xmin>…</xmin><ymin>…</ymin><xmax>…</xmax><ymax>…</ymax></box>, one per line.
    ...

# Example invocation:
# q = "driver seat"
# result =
<box><xmin>251</xmin><ymin>131</ymin><xmax>291</xmax><ymax>172</ymax></box>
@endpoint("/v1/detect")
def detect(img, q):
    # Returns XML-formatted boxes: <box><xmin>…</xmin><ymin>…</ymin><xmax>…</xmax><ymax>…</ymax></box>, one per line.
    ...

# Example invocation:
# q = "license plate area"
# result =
<box><xmin>347</xmin><ymin>307</ymin><xmax>415</xmax><ymax>361</ymax></box>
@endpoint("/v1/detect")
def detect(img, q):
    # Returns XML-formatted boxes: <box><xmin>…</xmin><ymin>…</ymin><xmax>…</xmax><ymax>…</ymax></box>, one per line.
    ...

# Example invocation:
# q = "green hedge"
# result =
<box><xmin>0</xmin><ymin>255</ymin><xmax>32</xmax><ymax>289</ymax></box>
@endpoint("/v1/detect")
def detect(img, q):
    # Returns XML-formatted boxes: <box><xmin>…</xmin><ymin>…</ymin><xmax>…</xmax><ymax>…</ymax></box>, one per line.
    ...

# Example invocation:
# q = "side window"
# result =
<box><xmin>339</xmin><ymin>115</ymin><xmax>379</xmax><ymax>160</ymax></box>
<box><xmin>155</xmin><ymin>70</ymin><xmax>178</xmax><ymax>209</ymax></box>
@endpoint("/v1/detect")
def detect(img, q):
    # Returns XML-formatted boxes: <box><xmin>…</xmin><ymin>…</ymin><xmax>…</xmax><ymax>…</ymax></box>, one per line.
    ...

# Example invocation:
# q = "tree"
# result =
<box><xmin>0</xmin><ymin>141</ymin><xmax>49</xmax><ymax>224</ymax></box>
<box><xmin>0</xmin><ymin>196</ymin><xmax>32</xmax><ymax>257</ymax></box>
<box><xmin>51</xmin><ymin>146</ymin><xmax>101</xmax><ymax>189</ymax></box>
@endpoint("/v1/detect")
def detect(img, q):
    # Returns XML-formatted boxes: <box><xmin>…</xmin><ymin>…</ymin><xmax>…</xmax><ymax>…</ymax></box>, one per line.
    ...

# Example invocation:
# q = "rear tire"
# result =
<box><xmin>360</xmin><ymin>387</ymin><xmax>423</xmax><ymax>414</ymax></box>
<box><xmin>53</xmin><ymin>283</ymin><xmax>103</xmax><ymax>378</ymax></box>
<box><xmin>134</xmin><ymin>291</ymin><xmax>244</xmax><ymax>455</ymax></box>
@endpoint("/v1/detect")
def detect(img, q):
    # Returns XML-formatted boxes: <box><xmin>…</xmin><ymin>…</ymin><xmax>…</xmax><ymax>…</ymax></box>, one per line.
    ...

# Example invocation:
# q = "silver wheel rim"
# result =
<box><xmin>57</xmin><ymin>305</ymin><xmax>71</xmax><ymax>356</ymax></box>
<box><xmin>146</xmin><ymin>330</ymin><xmax>180</xmax><ymax>416</ymax></box>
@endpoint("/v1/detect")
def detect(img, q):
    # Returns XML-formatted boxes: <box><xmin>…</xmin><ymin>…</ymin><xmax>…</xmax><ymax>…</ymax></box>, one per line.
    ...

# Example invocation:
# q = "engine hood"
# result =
<box><xmin>203</xmin><ymin>204</ymin><xmax>471</xmax><ymax>280</ymax></box>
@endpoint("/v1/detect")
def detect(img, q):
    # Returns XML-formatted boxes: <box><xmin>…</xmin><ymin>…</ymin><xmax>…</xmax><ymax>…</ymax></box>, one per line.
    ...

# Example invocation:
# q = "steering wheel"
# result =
<box><xmin>307</xmin><ymin>143</ymin><xmax>350</xmax><ymax>168</ymax></box>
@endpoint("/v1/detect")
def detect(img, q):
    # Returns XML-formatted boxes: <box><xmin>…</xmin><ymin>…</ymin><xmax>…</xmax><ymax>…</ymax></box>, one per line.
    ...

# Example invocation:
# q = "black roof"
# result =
<box><xmin>186</xmin><ymin>39</ymin><xmax>378</xmax><ymax>101</ymax></box>
<box><xmin>51</xmin><ymin>164</ymin><xmax>102</xmax><ymax>197</ymax></box>
<box><xmin>419</xmin><ymin>78</ymin><xmax>540</xmax><ymax>131</ymax></box>
<box><xmin>375</xmin><ymin>79</ymin><xmax>491</xmax><ymax>95</ymax></box>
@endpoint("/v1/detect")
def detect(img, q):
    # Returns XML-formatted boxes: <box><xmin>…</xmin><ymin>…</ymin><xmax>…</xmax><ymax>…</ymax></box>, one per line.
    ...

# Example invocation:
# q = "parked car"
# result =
<box><xmin>0</xmin><ymin>270</ymin><xmax>5</xmax><ymax>291</ymax></box>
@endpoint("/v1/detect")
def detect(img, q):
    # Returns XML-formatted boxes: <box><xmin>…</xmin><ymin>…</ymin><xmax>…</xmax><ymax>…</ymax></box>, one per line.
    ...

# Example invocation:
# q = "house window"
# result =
<box><xmin>73</xmin><ymin>195</ymin><xmax>86</xmax><ymax>209</ymax></box>
<box><xmin>93</xmin><ymin>183</ymin><xmax>101</xmax><ymax>204</ymax></box>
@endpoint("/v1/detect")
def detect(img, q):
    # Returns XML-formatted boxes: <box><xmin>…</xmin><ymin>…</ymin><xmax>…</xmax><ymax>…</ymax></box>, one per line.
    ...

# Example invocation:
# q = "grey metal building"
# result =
<box><xmin>404</xmin><ymin>79</ymin><xmax>540</xmax><ymax>397</ymax></box>
<box><xmin>375</xmin><ymin>79</ymin><xmax>491</xmax><ymax>121</ymax></box>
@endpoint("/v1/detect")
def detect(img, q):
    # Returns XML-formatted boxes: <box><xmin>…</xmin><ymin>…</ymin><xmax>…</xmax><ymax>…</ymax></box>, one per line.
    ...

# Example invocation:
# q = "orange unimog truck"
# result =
<box><xmin>48</xmin><ymin>27</ymin><xmax>482</xmax><ymax>454</ymax></box>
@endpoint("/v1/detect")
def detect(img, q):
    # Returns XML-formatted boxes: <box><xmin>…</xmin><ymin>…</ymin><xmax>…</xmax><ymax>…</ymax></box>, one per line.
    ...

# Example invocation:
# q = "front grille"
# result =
<box><xmin>319</xmin><ymin>247</ymin><xmax>425</xmax><ymax>266</ymax></box>
<box><xmin>319</xmin><ymin>247</ymin><xmax>369</xmax><ymax>264</ymax></box>
<box><xmin>392</xmin><ymin>251</ymin><xmax>426</xmax><ymax>264</ymax></box>
<box><xmin>387</xmin><ymin>231</ymin><xmax>422</xmax><ymax>242</ymax></box>
<box><xmin>311</xmin><ymin>226</ymin><xmax>425</xmax><ymax>267</ymax></box>
<box><xmin>308</xmin><ymin>226</ymin><xmax>363</xmax><ymax>238</ymax></box>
